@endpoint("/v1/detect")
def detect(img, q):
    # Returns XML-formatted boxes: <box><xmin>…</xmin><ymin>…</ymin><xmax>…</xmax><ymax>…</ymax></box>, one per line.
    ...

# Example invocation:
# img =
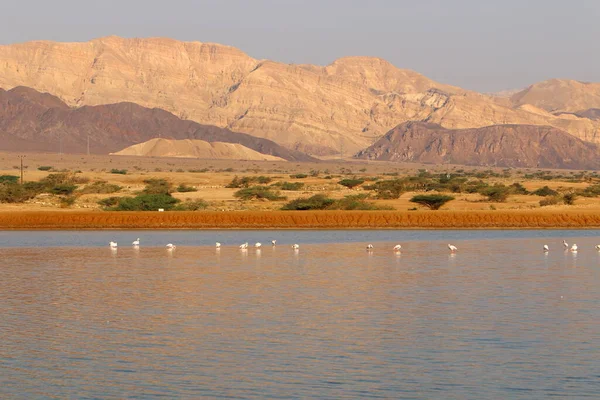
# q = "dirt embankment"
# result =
<box><xmin>0</xmin><ymin>210</ymin><xmax>599</xmax><ymax>230</ymax></box>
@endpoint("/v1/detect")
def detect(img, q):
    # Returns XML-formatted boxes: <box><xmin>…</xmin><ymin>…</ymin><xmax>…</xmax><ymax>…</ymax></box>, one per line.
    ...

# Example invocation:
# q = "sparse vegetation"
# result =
<box><xmin>410</xmin><ymin>194</ymin><xmax>455</xmax><ymax>210</ymax></box>
<box><xmin>233</xmin><ymin>186</ymin><xmax>286</xmax><ymax>201</ymax></box>
<box><xmin>338</xmin><ymin>178</ymin><xmax>365</xmax><ymax>189</ymax></box>
<box><xmin>37</xmin><ymin>166</ymin><xmax>53</xmax><ymax>171</ymax></box>
<box><xmin>176</xmin><ymin>184</ymin><xmax>198</xmax><ymax>193</ymax></box>
<box><xmin>110</xmin><ymin>169</ymin><xmax>127</xmax><ymax>175</ymax></box>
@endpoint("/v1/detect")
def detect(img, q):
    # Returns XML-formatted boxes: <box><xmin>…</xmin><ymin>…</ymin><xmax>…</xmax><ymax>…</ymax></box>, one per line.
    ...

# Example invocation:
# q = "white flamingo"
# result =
<box><xmin>272</xmin><ymin>240</ymin><xmax>277</xmax><ymax>246</ymax></box>
<box><xmin>255</xmin><ymin>242</ymin><xmax>262</xmax><ymax>248</ymax></box>
<box><xmin>216</xmin><ymin>242</ymin><xmax>221</xmax><ymax>248</ymax></box>
<box><xmin>109</xmin><ymin>241</ymin><xmax>118</xmax><ymax>248</ymax></box>
<box><xmin>292</xmin><ymin>244</ymin><xmax>300</xmax><ymax>250</ymax></box>
<box><xmin>448</xmin><ymin>244</ymin><xmax>458</xmax><ymax>253</ymax></box>
<box><xmin>132</xmin><ymin>238</ymin><xmax>140</xmax><ymax>246</ymax></box>
<box><xmin>166</xmin><ymin>243</ymin><xmax>176</xmax><ymax>249</ymax></box>
<box><xmin>563</xmin><ymin>240</ymin><xmax>569</xmax><ymax>249</ymax></box>
<box><xmin>543</xmin><ymin>244</ymin><xmax>549</xmax><ymax>252</ymax></box>
<box><xmin>366</xmin><ymin>244</ymin><xmax>374</xmax><ymax>250</ymax></box>
<box><xmin>393</xmin><ymin>244</ymin><xmax>402</xmax><ymax>251</ymax></box>
<box><xmin>239</xmin><ymin>242</ymin><xmax>248</xmax><ymax>250</ymax></box>
<box><xmin>596</xmin><ymin>244</ymin><xmax>600</xmax><ymax>250</ymax></box>
<box><xmin>570</xmin><ymin>244</ymin><xmax>578</xmax><ymax>252</ymax></box>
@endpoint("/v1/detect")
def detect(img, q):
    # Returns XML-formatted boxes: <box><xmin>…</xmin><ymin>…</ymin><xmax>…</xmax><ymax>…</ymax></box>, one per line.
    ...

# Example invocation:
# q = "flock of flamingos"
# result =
<box><xmin>107</xmin><ymin>239</ymin><xmax>600</xmax><ymax>253</ymax></box>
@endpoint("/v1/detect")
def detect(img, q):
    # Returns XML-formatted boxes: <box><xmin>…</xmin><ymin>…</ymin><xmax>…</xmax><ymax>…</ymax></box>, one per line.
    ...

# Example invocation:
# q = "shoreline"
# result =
<box><xmin>1</xmin><ymin>210</ymin><xmax>600</xmax><ymax>230</ymax></box>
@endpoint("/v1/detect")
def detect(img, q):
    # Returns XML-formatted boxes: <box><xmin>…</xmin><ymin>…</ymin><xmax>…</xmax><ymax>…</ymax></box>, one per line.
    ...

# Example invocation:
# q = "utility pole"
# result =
<box><xmin>18</xmin><ymin>155</ymin><xmax>26</xmax><ymax>185</ymax></box>
<box><xmin>87</xmin><ymin>134</ymin><xmax>90</xmax><ymax>156</ymax></box>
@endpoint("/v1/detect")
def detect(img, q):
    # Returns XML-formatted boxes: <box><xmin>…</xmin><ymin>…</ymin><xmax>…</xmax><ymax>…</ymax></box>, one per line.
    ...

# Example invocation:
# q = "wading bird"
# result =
<box><xmin>272</xmin><ymin>240</ymin><xmax>277</xmax><ymax>246</ymax></box>
<box><xmin>239</xmin><ymin>242</ymin><xmax>248</xmax><ymax>249</ymax></box>
<box><xmin>216</xmin><ymin>242</ymin><xmax>221</xmax><ymax>248</ymax></box>
<box><xmin>166</xmin><ymin>243</ymin><xmax>176</xmax><ymax>249</ymax></box>
<box><xmin>366</xmin><ymin>244</ymin><xmax>374</xmax><ymax>250</ymax></box>
<box><xmin>563</xmin><ymin>240</ymin><xmax>569</xmax><ymax>249</ymax></box>
<box><xmin>393</xmin><ymin>244</ymin><xmax>402</xmax><ymax>251</ymax></box>
<box><xmin>570</xmin><ymin>244</ymin><xmax>578</xmax><ymax>252</ymax></box>
<box><xmin>448</xmin><ymin>244</ymin><xmax>458</xmax><ymax>253</ymax></box>
<box><xmin>255</xmin><ymin>242</ymin><xmax>262</xmax><ymax>248</ymax></box>
<box><xmin>543</xmin><ymin>244</ymin><xmax>549</xmax><ymax>252</ymax></box>
<box><xmin>109</xmin><ymin>241</ymin><xmax>118</xmax><ymax>248</ymax></box>
<box><xmin>292</xmin><ymin>244</ymin><xmax>300</xmax><ymax>250</ymax></box>
<box><xmin>132</xmin><ymin>238</ymin><xmax>140</xmax><ymax>246</ymax></box>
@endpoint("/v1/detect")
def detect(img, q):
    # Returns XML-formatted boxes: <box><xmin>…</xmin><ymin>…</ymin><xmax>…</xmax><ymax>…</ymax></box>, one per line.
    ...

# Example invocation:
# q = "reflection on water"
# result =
<box><xmin>1</xmin><ymin>232</ymin><xmax>600</xmax><ymax>398</ymax></box>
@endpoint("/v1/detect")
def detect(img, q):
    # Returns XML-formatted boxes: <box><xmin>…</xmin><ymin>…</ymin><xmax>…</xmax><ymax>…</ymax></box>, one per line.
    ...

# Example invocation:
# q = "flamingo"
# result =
<box><xmin>109</xmin><ymin>241</ymin><xmax>118</xmax><ymax>248</ymax></box>
<box><xmin>596</xmin><ymin>244</ymin><xmax>600</xmax><ymax>250</ymax></box>
<box><xmin>272</xmin><ymin>240</ymin><xmax>277</xmax><ymax>246</ymax></box>
<box><xmin>292</xmin><ymin>244</ymin><xmax>300</xmax><ymax>250</ymax></box>
<box><xmin>393</xmin><ymin>244</ymin><xmax>402</xmax><ymax>251</ymax></box>
<box><xmin>216</xmin><ymin>242</ymin><xmax>221</xmax><ymax>248</ymax></box>
<box><xmin>239</xmin><ymin>242</ymin><xmax>248</xmax><ymax>250</ymax></box>
<box><xmin>448</xmin><ymin>244</ymin><xmax>458</xmax><ymax>253</ymax></box>
<box><xmin>570</xmin><ymin>244</ymin><xmax>578</xmax><ymax>252</ymax></box>
<box><xmin>255</xmin><ymin>242</ymin><xmax>262</xmax><ymax>248</ymax></box>
<box><xmin>366</xmin><ymin>244</ymin><xmax>374</xmax><ymax>250</ymax></box>
<box><xmin>132</xmin><ymin>238</ymin><xmax>140</xmax><ymax>246</ymax></box>
<box><xmin>166</xmin><ymin>243</ymin><xmax>176</xmax><ymax>249</ymax></box>
<box><xmin>563</xmin><ymin>240</ymin><xmax>569</xmax><ymax>249</ymax></box>
<box><xmin>543</xmin><ymin>244</ymin><xmax>549</xmax><ymax>252</ymax></box>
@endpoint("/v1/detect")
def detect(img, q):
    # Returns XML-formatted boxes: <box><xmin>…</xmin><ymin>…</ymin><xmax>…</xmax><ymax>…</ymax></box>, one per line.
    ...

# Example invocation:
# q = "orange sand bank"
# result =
<box><xmin>0</xmin><ymin>210</ymin><xmax>599</xmax><ymax>230</ymax></box>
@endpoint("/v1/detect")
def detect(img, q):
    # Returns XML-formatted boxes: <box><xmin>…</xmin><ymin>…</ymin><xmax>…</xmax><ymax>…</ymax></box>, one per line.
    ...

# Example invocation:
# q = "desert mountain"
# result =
<box><xmin>0</xmin><ymin>86</ymin><xmax>313</xmax><ymax>161</ymax></box>
<box><xmin>511</xmin><ymin>79</ymin><xmax>600</xmax><ymax>113</ymax></box>
<box><xmin>2</xmin><ymin>36</ymin><xmax>600</xmax><ymax>156</ymax></box>
<box><xmin>112</xmin><ymin>138</ymin><xmax>285</xmax><ymax>161</ymax></box>
<box><xmin>355</xmin><ymin>122</ymin><xmax>600</xmax><ymax>170</ymax></box>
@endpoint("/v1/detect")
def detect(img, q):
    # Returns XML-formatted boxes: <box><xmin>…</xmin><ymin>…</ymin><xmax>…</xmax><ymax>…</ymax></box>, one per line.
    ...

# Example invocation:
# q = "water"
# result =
<box><xmin>1</xmin><ymin>230</ymin><xmax>599</xmax><ymax>399</ymax></box>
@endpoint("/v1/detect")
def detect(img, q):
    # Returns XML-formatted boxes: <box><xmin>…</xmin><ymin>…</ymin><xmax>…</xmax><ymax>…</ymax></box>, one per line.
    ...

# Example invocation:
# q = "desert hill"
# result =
<box><xmin>511</xmin><ymin>79</ymin><xmax>600</xmax><ymax>113</ymax></box>
<box><xmin>112</xmin><ymin>138</ymin><xmax>285</xmax><ymax>161</ymax></box>
<box><xmin>2</xmin><ymin>36</ymin><xmax>600</xmax><ymax>155</ymax></box>
<box><xmin>0</xmin><ymin>86</ymin><xmax>313</xmax><ymax>161</ymax></box>
<box><xmin>355</xmin><ymin>122</ymin><xmax>600</xmax><ymax>170</ymax></box>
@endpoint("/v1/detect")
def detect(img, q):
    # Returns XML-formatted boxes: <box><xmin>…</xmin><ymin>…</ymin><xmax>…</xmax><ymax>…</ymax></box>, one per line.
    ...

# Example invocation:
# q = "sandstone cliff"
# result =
<box><xmin>2</xmin><ymin>37</ymin><xmax>600</xmax><ymax>156</ymax></box>
<box><xmin>511</xmin><ymin>79</ymin><xmax>600</xmax><ymax>113</ymax></box>
<box><xmin>355</xmin><ymin>122</ymin><xmax>600</xmax><ymax>169</ymax></box>
<box><xmin>0</xmin><ymin>86</ymin><xmax>313</xmax><ymax>161</ymax></box>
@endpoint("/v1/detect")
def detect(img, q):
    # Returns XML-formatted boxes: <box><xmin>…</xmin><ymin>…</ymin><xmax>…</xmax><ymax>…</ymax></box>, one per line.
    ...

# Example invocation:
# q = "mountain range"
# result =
<box><xmin>0</xmin><ymin>36</ymin><xmax>599</xmax><ymax>168</ymax></box>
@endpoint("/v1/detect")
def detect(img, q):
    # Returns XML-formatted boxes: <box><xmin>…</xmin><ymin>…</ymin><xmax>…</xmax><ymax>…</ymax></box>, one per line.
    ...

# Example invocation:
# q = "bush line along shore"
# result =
<box><xmin>1</xmin><ymin>210</ymin><xmax>599</xmax><ymax>230</ymax></box>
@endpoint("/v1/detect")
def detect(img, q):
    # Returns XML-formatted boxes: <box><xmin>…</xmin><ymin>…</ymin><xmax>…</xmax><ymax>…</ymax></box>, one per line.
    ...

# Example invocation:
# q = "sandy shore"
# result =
<box><xmin>1</xmin><ymin>210</ymin><xmax>599</xmax><ymax>230</ymax></box>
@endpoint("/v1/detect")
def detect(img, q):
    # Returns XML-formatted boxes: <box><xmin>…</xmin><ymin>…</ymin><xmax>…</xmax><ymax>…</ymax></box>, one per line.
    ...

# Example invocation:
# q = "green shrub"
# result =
<box><xmin>50</xmin><ymin>184</ymin><xmax>77</xmax><ymax>195</ymax></box>
<box><xmin>110</xmin><ymin>169</ymin><xmax>127</xmax><ymax>175</ymax></box>
<box><xmin>330</xmin><ymin>194</ymin><xmax>392</xmax><ymax>210</ymax></box>
<box><xmin>578</xmin><ymin>184</ymin><xmax>600</xmax><ymax>198</ymax></box>
<box><xmin>563</xmin><ymin>192</ymin><xmax>577</xmax><ymax>205</ymax></box>
<box><xmin>176</xmin><ymin>184</ymin><xmax>198</xmax><ymax>193</ymax></box>
<box><xmin>509</xmin><ymin>182</ymin><xmax>529</xmax><ymax>195</ymax></box>
<box><xmin>143</xmin><ymin>178</ymin><xmax>172</xmax><ymax>195</ymax></box>
<box><xmin>111</xmin><ymin>193</ymin><xmax>180</xmax><ymax>211</ymax></box>
<box><xmin>539</xmin><ymin>196</ymin><xmax>561</xmax><ymax>207</ymax></box>
<box><xmin>281</xmin><ymin>194</ymin><xmax>336</xmax><ymax>210</ymax></box>
<box><xmin>98</xmin><ymin>197</ymin><xmax>122</xmax><ymax>207</ymax></box>
<box><xmin>79</xmin><ymin>181</ymin><xmax>122</xmax><ymax>194</ymax></box>
<box><xmin>479</xmin><ymin>184</ymin><xmax>510</xmax><ymax>202</ymax></box>
<box><xmin>0</xmin><ymin>183</ymin><xmax>40</xmax><ymax>203</ymax></box>
<box><xmin>0</xmin><ymin>175</ymin><xmax>19</xmax><ymax>184</ymax></box>
<box><xmin>226</xmin><ymin>175</ymin><xmax>272</xmax><ymax>188</ymax></box>
<box><xmin>363</xmin><ymin>179</ymin><xmax>405</xmax><ymax>199</ymax></box>
<box><xmin>532</xmin><ymin>186</ymin><xmax>558</xmax><ymax>197</ymax></box>
<box><xmin>60</xmin><ymin>195</ymin><xmax>77</xmax><ymax>208</ymax></box>
<box><xmin>289</xmin><ymin>173</ymin><xmax>308</xmax><ymax>179</ymax></box>
<box><xmin>233</xmin><ymin>186</ymin><xmax>286</xmax><ymax>201</ymax></box>
<box><xmin>37</xmin><ymin>166</ymin><xmax>53</xmax><ymax>171</ymax></box>
<box><xmin>277</xmin><ymin>182</ymin><xmax>304</xmax><ymax>191</ymax></box>
<box><xmin>338</xmin><ymin>178</ymin><xmax>365</xmax><ymax>189</ymax></box>
<box><xmin>410</xmin><ymin>194</ymin><xmax>455</xmax><ymax>210</ymax></box>
<box><xmin>173</xmin><ymin>199</ymin><xmax>209</xmax><ymax>211</ymax></box>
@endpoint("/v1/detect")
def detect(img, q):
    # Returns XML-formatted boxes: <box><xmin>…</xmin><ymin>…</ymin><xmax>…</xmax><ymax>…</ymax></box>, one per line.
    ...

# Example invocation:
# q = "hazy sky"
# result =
<box><xmin>3</xmin><ymin>0</ymin><xmax>599</xmax><ymax>92</ymax></box>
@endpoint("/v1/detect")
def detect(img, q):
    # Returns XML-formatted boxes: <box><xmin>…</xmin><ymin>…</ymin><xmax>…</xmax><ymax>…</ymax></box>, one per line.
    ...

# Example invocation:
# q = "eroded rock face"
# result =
<box><xmin>0</xmin><ymin>86</ymin><xmax>313</xmax><ymax>161</ymax></box>
<box><xmin>511</xmin><ymin>79</ymin><xmax>600</xmax><ymax>113</ymax></box>
<box><xmin>1</xmin><ymin>37</ymin><xmax>600</xmax><ymax>155</ymax></box>
<box><xmin>356</xmin><ymin>122</ymin><xmax>600</xmax><ymax>169</ymax></box>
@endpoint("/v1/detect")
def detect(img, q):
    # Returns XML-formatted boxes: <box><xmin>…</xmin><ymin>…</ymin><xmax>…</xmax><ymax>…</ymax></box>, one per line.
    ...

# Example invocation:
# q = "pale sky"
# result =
<box><xmin>2</xmin><ymin>0</ymin><xmax>599</xmax><ymax>92</ymax></box>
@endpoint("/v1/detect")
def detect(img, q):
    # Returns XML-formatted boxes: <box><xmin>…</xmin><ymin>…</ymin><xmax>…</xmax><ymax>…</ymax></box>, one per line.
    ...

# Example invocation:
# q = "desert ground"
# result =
<box><xmin>0</xmin><ymin>151</ymin><xmax>599</xmax><ymax>229</ymax></box>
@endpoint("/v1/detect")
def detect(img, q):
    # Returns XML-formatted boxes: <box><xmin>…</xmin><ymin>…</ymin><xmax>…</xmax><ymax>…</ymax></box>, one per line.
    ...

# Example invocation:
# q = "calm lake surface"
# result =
<box><xmin>1</xmin><ymin>230</ymin><xmax>600</xmax><ymax>399</ymax></box>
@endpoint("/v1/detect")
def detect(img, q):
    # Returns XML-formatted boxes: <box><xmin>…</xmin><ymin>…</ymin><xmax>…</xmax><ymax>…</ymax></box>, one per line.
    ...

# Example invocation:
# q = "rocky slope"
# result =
<box><xmin>112</xmin><ymin>138</ymin><xmax>285</xmax><ymax>161</ymax></box>
<box><xmin>355</xmin><ymin>122</ymin><xmax>600</xmax><ymax>169</ymax></box>
<box><xmin>0</xmin><ymin>86</ymin><xmax>313</xmax><ymax>161</ymax></box>
<box><xmin>511</xmin><ymin>79</ymin><xmax>600</xmax><ymax>113</ymax></box>
<box><xmin>2</xmin><ymin>36</ymin><xmax>600</xmax><ymax>155</ymax></box>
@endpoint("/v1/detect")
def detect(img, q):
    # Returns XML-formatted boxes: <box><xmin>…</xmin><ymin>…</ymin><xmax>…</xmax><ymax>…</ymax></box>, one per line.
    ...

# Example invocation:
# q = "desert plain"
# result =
<box><xmin>0</xmin><ymin>151</ymin><xmax>599</xmax><ymax>229</ymax></box>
